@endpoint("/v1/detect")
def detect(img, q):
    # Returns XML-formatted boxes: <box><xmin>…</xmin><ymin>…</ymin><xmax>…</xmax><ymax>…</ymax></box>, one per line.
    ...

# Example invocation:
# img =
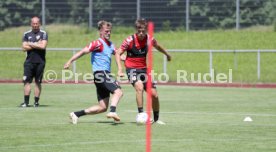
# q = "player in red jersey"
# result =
<box><xmin>116</xmin><ymin>18</ymin><xmax>171</xmax><ymax>124</ymax></box>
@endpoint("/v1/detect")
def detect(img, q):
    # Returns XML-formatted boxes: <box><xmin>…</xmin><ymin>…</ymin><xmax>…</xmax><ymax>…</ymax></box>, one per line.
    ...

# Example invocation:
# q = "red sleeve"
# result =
<box><xmin>87</xmin><ymin>40</ymin><xmax>103</xmax><ymax>52</ymax></box>
<box><xmin>120</xmin><ymin>36</ymin><xmax>133</xmax><ymax>52</ymax></box>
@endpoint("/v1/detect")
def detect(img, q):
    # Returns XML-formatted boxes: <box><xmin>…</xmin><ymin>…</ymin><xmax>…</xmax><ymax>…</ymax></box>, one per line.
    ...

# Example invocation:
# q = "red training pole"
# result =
<box><xmin>146</xmin><ymin>21</ymin><xmax>154</xmax><ymax>152</ymax></box>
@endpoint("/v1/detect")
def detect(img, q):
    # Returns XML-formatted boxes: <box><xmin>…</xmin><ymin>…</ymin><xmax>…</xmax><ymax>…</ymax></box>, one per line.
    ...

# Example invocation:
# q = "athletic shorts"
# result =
<box><xmin>93</xmin><ymin>71</ymin><xmax>121</xmax><ymax>101</ymax></box>
<box><xmin>23</xmin><ymin>62</ymin><xmax>45</xmax><ymax>84</ymax></box>
<box><xmin>126</xmin><ymin>68</ymin><xmax>156</xmax><ymax>90</ymax></box>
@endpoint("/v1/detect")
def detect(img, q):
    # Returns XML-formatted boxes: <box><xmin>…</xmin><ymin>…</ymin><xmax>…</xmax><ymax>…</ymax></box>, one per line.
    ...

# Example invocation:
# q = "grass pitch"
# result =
<box><xmin>0</xmin><ymin>84</ymin><xmax>276</xmax><ymax>152</ymax></box>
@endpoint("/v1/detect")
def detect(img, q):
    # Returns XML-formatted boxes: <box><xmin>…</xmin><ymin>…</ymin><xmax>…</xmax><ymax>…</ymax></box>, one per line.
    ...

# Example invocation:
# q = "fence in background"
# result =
<box><xmin>1</xmin><ymin>47</ymin><xmax>275</xmax><ymax>80</ymax></box>
<box><xmin>1</xmin><ymin>0</ymin><xmax>275</xmax><ymax>31</ymax></box>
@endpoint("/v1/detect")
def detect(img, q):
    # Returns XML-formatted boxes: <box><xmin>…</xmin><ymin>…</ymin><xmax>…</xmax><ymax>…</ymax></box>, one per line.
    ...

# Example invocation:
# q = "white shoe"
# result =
<box><xmin>70</xmin><ymin>112</ymin><xmax>78</xmax><ymax>124</ymax></box>
<box><xmin>154</xmin><ymin>120</ymin><xmax>166</xmax><ymax>125</ymax></box>
<box><xmin>106</xmin><ymin>112</ymin><xmax>120</xmax><ymax>121</ymax></box>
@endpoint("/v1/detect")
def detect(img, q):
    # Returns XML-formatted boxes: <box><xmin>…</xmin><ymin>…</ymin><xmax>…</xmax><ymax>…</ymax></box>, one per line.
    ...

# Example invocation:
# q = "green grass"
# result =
<box><xmin>0</xmin><ymin>84</ymin><xmax>276</xmax><ymax>152</ymax></box>
<box><xmin>0</xmin><ymin>25</ymin><xmax>276</xmax><ymax>82</ymax></box>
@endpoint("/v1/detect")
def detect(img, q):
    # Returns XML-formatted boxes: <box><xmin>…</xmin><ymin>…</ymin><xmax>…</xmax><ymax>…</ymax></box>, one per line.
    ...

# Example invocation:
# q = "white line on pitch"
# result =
<box><xmin>2</xmin><ymin>138</ymin><xmax>276</xmax><ymax>149</ymax></box>
<box><xmin>125</xmin><ymin>110</ymin><xmax>276</xmax><ymax>117</ymax></box>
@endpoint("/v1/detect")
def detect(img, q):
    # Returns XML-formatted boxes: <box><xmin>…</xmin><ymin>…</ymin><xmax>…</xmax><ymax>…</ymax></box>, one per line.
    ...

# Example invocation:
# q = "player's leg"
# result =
<box><xmin>126</xmin><ymin>68</ymin><xmax>145</xmax><ymax>113</ymax></box>
<box><xmin>33</xmin><ymin>63</ymin><xmax>45</xmax><ymax>107</ymax></box>
<box><xmin>102</xmin><ymin>71</ymin><xmax>123</xmax><ymax>121</ymax></box>
<box><xmin>70</xmin><ymin>98</ymin><xmax>109</xmax><ymax>124</ymax></box>
<box><xmin>110</xmin><ymin>88</ymin><xmax>123</xmax><ymax>107</ymax></box>
<box><xmin>21</xmin><ymin>62</ymin><xmax>34</xmax><ymax>107</ymax></box>
<box><xmin>106</xmin><ymin>89</ymin><xmax>122</xmax><ymax>121</ymax></box>
<box><xmin>150</xmin><ymin>87</ymin><xmax>165</xmax><ymax>125</ymax></box>
<box><xmin>134</xmin><ymin>80</ymin><xmax>145</xmax><ymax>113</ymax></box>
<box><xmin>151</xmin><ymin>88</ymin><xmax>160</xmax><ymax>121</ymax></box>
<box><xmin>85</xmin><ymin>98</ymin><xmax>109</xmax><ymax>114</ymax></box>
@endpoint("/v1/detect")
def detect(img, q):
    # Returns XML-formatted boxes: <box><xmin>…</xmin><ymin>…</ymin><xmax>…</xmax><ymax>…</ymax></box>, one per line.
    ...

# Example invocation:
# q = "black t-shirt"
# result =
<box><xmin>22</xmin><ymin>30</ymin><xmax>48</xmax><ymax>63</ymax></box>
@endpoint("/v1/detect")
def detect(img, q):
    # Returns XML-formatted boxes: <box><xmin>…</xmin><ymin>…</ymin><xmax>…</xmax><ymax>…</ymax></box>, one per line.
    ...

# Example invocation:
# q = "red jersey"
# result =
<box><xmin>120</xmin><ymin>34</ymin><xmax>157</xmax><ymax>69</ymax></box>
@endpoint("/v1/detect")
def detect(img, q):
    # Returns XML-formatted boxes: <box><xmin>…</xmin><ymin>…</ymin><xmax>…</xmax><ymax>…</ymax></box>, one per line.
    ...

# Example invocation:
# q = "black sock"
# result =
<box><xmin>24</xmin><ymin>95</ymin><xmax>30</xmax><ymax>104</ymax></box>
<box><xmin>153</xmin><ymin>111</ymin><xmax>159</xmax><ymax>122</ymax></box>
<box><xmin>74</xmin><ymin>110</ymin><xmax>86</xmax><ymax>117</ymax></box>
<box><xmin>138</xmin><ymin>107</ymin><xmax>144</xmax><ymax>113</ymax></box>
<box><xmin>110</xmin><ymin>106</ymin><xmax>116</xmax><ymax>112</ymax></box>
<box><xmin>34</xmin><ymin>97</ymin><xmax>39</xmax><ymax>103</ymax></box>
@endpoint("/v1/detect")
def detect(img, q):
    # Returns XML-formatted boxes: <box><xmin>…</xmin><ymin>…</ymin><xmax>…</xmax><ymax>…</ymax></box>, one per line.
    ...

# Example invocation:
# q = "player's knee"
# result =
<box><xmin>152</xmin><ymin>90</ymin><xmax>158</xmax><ymax>99</ymax></box>
<box><xmin>102</xmin><ymin>108</ymin><xmax>108</xmax><ymax>112</ymax></box>
<box><xmin>35</xmin><ymin>81</ymin><xmax>42</xmax><ymax>87</ymax></box>
<box><xmin>114</xmin><ymin>89</ymin><xmax>123</xmax><ymax>98</ymax></box>
<box><xmin>100</xmin><ymin>106</ymin><xmax>108</xmax><ymax>112</ymax></box>
<box><xmin>152</xmin><ymin>92</ymin><xmax>158</xmax><ymax>99</ymax></box>
<box><xmin>135</xmin><ymin>83</ymin><xmax>144</xmax><ymax>93</ymax></box>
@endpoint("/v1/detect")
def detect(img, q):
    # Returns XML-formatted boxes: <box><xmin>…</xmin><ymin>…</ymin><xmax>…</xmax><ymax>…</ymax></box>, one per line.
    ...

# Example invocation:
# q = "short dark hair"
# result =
<box><xmin>97</xmin><ymin>20</ymin><xmax>112</xmax><ymax>30</ymax></box>
<box><xmin>135</xmin><ymin>18</ymin><xmax>147</xmax><ymax>28</ymax></box>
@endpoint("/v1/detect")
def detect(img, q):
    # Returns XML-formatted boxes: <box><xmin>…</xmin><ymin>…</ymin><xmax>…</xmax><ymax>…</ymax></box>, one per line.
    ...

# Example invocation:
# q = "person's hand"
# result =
<box><xmin>64</xmin><ymin>61</ymin><xmax>71</xmax><ymax>69</ymax></box>
<box><xmin>120</xmin><ymin>54</ymin><xmax>126</xmax><ymax>61</ymax></box>
<box><xmin>166</xmin><ymin>54</ymin><xmax>171</xmax><ymax>61</ymax></box>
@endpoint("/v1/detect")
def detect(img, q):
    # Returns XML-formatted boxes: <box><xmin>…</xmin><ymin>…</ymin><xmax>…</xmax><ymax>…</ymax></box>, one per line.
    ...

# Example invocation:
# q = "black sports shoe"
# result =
<box><xmin>34</xmin><ymin>102</ymin><xmax>39</xmax><ymax>107</ymax></box>
<box><xmin>20</xmin><ymin>102</ymin><xmax>29</xmax><ymax>107</ymax></box>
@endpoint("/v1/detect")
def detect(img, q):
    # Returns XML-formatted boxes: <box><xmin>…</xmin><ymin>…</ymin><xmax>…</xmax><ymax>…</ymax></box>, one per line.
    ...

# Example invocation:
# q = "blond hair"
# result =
<box><xmin>97</xmin><ymin>20</ymin><xmax>112</xmax><ymax>30</ymax></box>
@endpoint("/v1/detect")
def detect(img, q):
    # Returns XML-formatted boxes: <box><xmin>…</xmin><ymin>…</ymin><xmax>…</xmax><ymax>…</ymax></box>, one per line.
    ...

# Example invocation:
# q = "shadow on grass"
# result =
<box><xmin>79</xmin><ymin>121</ymin><xmax>125</xmax><ymax>125</ymax></box>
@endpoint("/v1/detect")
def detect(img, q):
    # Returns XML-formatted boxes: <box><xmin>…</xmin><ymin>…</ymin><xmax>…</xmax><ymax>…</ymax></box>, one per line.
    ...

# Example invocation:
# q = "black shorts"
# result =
<box><xmin>93</xmin><ymin>71</ymin><xmax>121</xmax><ymax>101</ymax></box>
<box><xmin>23</xmin><ymin>62</ymin><xmax>45</xmax><ymax>84</ymax></box>
<box><xmin>126</xmin><ymin>68</ymin><xmax>156</xmax><ymax>90</ymax></box>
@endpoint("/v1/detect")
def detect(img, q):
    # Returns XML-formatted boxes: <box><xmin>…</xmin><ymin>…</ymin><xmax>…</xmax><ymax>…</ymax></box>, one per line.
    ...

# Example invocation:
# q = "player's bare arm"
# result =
<box><xmin>154</xmin><ymin>44</ymin><xmax>172</xmax><ymax>61</ymax></box>
<box><xmin>64</xmin><ymin>47</ymin><xmax>90</xmax><ymax>69</ymax></box>
<box><xmin>115</xmin><ymin>48</ymin><xmax>125</xmax><ymax>77</ymax></box>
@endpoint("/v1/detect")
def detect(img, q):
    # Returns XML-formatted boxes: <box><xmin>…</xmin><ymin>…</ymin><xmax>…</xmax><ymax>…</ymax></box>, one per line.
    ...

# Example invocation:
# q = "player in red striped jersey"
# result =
<box><xmin>116</xmin><ymin>18</ymin><xmax>171</xmax><ymax>124</ymax></box>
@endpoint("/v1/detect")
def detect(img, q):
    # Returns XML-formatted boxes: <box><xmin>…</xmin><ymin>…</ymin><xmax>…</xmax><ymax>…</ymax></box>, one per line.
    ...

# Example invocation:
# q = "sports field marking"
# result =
<box><xmin>125</xmin><ymin>110</ymin><xmax>276</xmax><ymax>117</ymax></box>
<box><xmin>1</xmin><ymin>107</ymin><xmax>275</xmax><ymax>117</ymax></box>
<box><xmin>1</xmin><ymin>138</ymin><xmax>276</xmax><ymax>149</ymax></box>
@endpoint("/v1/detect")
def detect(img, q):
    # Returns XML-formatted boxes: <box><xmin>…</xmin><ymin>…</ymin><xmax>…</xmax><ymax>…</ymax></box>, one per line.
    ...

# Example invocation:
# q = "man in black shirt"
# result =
<box><xmin>20</xmin><ymin>16</ymin><xmax>48</xmax><ymax>107</ymax></box>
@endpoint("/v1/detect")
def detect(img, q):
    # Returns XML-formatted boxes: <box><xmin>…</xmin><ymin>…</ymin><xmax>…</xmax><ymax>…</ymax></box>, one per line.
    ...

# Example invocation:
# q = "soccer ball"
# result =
<box><xmin>136</xmin><ymin>112</ymin><xmax>149</xmax><ymax>124</ymax></box>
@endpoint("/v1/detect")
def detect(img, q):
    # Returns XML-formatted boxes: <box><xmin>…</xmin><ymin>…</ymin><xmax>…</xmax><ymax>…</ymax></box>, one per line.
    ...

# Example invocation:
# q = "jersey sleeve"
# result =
<box><xmin>87</xmin><ymin>40</ymin><xmax>102</xmax><ymax>52</ymax></box>
<box><xmin>42</xmin><ymin>32</ymin><xmax>48</xmax><ymax>41</ymax></box>
<box><xmin>120</xmin><ymin>36</ymin><xmax>132</xmax><ymax>52</ymax></box>
<box><xmin>22</xmin><ymin>33</ymin><xmax>28</xmax><ymax>42</ymax></box>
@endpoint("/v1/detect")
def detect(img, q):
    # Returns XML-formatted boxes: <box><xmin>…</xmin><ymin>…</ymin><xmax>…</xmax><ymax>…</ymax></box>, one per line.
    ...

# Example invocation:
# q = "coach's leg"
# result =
<box><xmin>34</xmin><ymin>82</ymin><xmax>41</xmax><ymax>98</ymax></box>
<box><xmin>34</xmin><ymin>82</ymin><xmax>41</xmax><ymax>107</ymax></box>
<box><xmin>24</xmin><ymin>83</ymin><xmax>31</xmax><ymax>96</ymax></box>
<box><xmin>33</xmin><ymin>63</ymin><xmax>45</xmax><ymax>107</ymax></box>
<box><xmin>23</xmin><ymin>82</ymin><xmax>31</xmax><ymax>106</ymax></box>
<box><xmin>134</xmin><ymin>80</ymin><xmax>144</xmax><ymax>113</ymax></box>
<box><xmin>22</xmin><ymin>62</ymin><xmax>32</xmax><ymax>107</ymax></box>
